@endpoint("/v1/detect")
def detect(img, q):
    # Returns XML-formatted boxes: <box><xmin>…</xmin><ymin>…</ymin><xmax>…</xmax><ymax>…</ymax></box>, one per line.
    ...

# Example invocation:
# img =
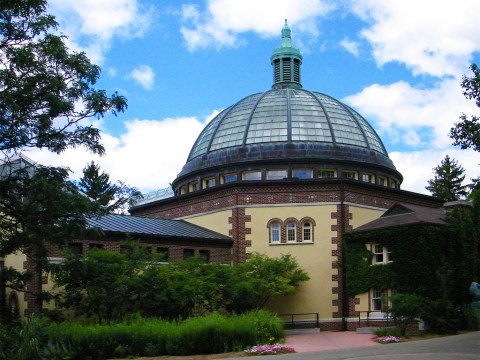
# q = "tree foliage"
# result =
<box><xmin>77</xmin><ymin>161</ymin><xmax>141</xmax><ymax>213</ymax></box>
<box><xmin>450</xmin><ymin>63</ymin><xmax>480</xmax><ymax>152</ymax></box>
<box><xmin>425</xmin><ymin>155</ymin><xmax>467</xmax><ymax>201</ymax></box>
<box><xmin>0</xmin><ymin>0</ymin><xmax>127</xmax><ymax>312</ymax></box>
<box><xmin>227</xmin><ymin>253</ymin><xmax>310</xmax><ymax>312</ymax></box>
<box><xmin>0</xmin><ymin>0</ymin><xmax>127</xmax><ymax>155</ymax></box>
<box><xmin>389</xmin><ymin>293</ymin><xmax>425</xmax><ymax>336</ymax></box>
<box><xmin>345</xmin><ymin>206</ymin><xmax>479</xmax><ymax>333</ymax></box>
<box><xmin>52</xmin><ymin>248</ymin><xmax>309</xmax><ymax>323</ymax></box>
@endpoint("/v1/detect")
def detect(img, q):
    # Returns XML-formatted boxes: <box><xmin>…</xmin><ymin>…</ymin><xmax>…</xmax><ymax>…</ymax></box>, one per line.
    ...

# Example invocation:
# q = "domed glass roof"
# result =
<box><xmin>188</xmin><ymin>88</ymin><xmax>387</xmax><ymax>161</ymax></box>
<box><xmin>176</xmin><ymin>21</ymin><xmax>398</xmax><ymax>182</ymax></box>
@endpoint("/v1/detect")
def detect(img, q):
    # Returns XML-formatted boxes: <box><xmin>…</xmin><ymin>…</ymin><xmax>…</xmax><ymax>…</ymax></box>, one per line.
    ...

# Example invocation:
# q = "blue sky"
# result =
<box><xmin>29</xmin><ymin>0</ymin><xmax>480</xmax><ymax>196</ymax></box>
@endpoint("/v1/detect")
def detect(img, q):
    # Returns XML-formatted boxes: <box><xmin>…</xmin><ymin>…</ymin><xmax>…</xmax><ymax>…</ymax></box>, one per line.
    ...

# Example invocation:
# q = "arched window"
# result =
<box><xmin>302</xmin><ymin>222</ymin><xmax>312</xmax><ymax>242</ymax></box>
<box><xmin>286</xmin><ymin>222</ymin><xmax>296</xmax><ymax>242</ymax></box>
<box><xmin>270</xmin><ymin>221</ymin><xmax>281</xmax><ymax>243</ymax></box>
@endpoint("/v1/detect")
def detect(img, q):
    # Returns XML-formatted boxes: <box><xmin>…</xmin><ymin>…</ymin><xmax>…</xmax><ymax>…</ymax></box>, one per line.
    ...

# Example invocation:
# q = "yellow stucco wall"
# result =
<box><xmin>4</xmin><ymin>252</ymin><xmax>28</xmax><ymax>317</ymax></box>
<box><xmin>183</xmin><ymin>210</ymin><xmax>232</xmax><ymax>237</ymax></box>
<box><xmin>246</xmin><ymin>204</ymin><xmax>337</xmax><ymax>320</ymax></box>
<box><xmin>182</xmin><ymin>203</ymin><xmax>387</xmax><ymax>322</ymax></box>
<box><xmin>349</xmin><ymin>206</ymin><xmax>384</xmax><ymax>230</ymax></box>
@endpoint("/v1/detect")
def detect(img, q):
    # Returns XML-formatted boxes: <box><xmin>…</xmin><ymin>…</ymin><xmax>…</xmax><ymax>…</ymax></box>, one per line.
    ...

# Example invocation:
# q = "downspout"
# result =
<box><xmin>340</xmin><ymin>180</ymin><xmax>348</xmax><ymax>331</ymax></box>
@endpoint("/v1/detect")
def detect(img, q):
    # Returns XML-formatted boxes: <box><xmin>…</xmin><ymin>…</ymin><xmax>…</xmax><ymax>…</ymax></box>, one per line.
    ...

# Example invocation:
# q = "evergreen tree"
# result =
<box><xmin>78</xmin><ymin>161</ymin><xmax>119</xmax><ymax>206</ymax></box>
<box><xmin>77</xmin><ymin>161</ymin><xmax>142</xmax><ymax>213</ymax></box>
<box><xmin>425</xmin><ymin>155</ymin><xmax>467</xmax><ymax>201</ymax></box>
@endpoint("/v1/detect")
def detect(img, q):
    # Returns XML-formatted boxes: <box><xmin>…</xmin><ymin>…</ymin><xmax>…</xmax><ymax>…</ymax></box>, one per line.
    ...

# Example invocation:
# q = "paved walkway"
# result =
<box><xmin>284</xmin><ymin>330</ymin><xmax>379</xmax><ymax>353</ymax></box>
<box><xmin>273</xmin><ymin>330</ymin><xmax>480</xmax><ymax>360</ymax></box>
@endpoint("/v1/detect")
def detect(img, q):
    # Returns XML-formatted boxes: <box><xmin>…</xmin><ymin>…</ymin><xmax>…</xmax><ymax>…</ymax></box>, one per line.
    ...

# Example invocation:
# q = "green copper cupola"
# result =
<box><xmin>271</xmin><ymin>20</ymin><xmax>303</xmax><ymax>89</ymax></box>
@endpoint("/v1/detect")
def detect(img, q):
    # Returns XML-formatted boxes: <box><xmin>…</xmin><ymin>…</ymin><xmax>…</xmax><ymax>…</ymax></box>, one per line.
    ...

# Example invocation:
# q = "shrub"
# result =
<box><xmin>373</xmin><ymin>327</ymin><xmax>402</xmax><ymax>338</ymax></box>
<box><xmin>46</xmin><ymin>310</ymin><xmax>284</xmax><ymax>359</ymax></box>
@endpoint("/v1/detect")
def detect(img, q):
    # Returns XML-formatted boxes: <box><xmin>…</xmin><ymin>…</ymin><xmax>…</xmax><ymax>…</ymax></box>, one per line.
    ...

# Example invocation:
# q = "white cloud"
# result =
<box><xmin>344</xmin><ymin>78</ymin><xmax>478</xmax><ymax>150</ymax></box>
<box><xmin>348</xmin><ymin>0</ymin><xmax>480</xmax><ymax>77</ymax></box>
<box><xmin>179</xmin><ymin>0</ymin><xmax>334</xmax><ymax>51</ymax></box>
<box><xmin>48</xmin><ymin>0</ymin><xmax>151</xmax><ymax>63</ymax></box>
<box><xmin>391</xmin><ymin>149</ymin><xmax>479</xmax><ymax>195</ymax></box>
<box><xmin>129</xmin><ymin>65</ymin><xmax>155</xmax><ymax>90</ymax></box>
<box><xmin>340</xmin><ymin>38</ymin><xmax>360</xmax><ymax>57</ymax></box>
<box><xmin>25</xmin><ymin>112</ymin><xmax>221</xmax><ymax>193</ymax></box>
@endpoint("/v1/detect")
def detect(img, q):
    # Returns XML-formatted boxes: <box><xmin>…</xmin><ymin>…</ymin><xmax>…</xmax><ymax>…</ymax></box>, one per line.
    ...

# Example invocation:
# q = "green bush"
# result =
<box><xmin>373</xmin><ymin>327</ymin><xmax>402</xmax><ymax>338</ymax></box>
<box><xmin>463</xmin><ymin>305</ymin><xmax>480</xmax><ymax>330</ymax></box>
<box><xmin>46</xmin><ymin>310</ymin><xmax>284</xmax><ymax>359</ymax></box>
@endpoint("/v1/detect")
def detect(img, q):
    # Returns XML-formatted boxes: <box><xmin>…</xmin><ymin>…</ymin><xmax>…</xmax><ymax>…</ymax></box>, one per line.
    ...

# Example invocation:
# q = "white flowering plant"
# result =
<box><xmin>244</xmin><ymin>343</ymin><xmax>295</xmax><ymax>355</ymax></box>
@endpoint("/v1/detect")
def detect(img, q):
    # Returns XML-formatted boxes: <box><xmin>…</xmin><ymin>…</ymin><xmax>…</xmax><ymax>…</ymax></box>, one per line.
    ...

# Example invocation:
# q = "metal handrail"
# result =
<box><xmin>357</xmin><ymin>310</ymin><xmax>390</xmax><ymax>327</ymax></box>
<box><xmin>279</xmin><ymin>312</ymin><xmax>319</xmax><ymax>328</ymax></box>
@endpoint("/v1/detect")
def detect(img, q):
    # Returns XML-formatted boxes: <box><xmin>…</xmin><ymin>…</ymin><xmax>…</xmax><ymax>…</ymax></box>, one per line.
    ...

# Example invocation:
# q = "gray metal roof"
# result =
<box><xmin>352</xmin><ymin>203</ymin><xmax>450</xmax><ymax>233</ymax></box>
<box><xmin>86</xmin><ymin>214</ymin><xmax>232</xmax><ymax>243</ymax></box>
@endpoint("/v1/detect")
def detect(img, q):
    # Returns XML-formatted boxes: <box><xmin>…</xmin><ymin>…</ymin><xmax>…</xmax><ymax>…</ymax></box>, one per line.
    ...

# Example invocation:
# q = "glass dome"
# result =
<box><xmin>173</xmin><ymin>21</ymin><xmax>401</xmax><ymax>190</ymax></box>
<box><xmin>188</xmin><ymin>89</ymin><xmax>388</xmax><ymax>161</ymax></box>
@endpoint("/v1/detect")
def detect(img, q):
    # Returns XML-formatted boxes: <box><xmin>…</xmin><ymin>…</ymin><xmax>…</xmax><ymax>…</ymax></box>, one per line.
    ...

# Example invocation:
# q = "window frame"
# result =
<box><xmin>302</xmin><ymin>222</ymin><xmax>312</xmax><ymax>242</ymax></box>
<box><xmin>292</xmin><ymin>168</ymin><xmax>313</xmax><ymax>179</ymax></box>
<box><xmin>242</xmin><ymin>170</ymin><xmax>262</xmax><ymax>181</ymax></box>
<box><xmin>286</xmin><ymin>221</ymin><xmax>297</xmax><ymax>242</ymax></box>
<box><xmin>269</xmin><ymin>221</ymin><xmax>281</xmax><ymax>243</ymax></box>
<box><xmin>372</xmin><ymin>244</ymin><xmax>392</xmax><ymax>264</ymax></box>
<box><xmin>266</xmin><ymin>169</ymin><xmax>288</xmax><ymax>180</ymax></box>
<box><xmin>319</xmin><ymin>169</ymin><xmax>336</xmax><ymax>178</ymax></box>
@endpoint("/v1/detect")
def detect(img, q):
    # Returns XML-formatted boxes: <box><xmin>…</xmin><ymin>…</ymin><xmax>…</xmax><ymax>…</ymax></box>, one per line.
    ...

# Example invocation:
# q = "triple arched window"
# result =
<box><xmin>267</xmin><ymin>217</ymin><xmax>316</xmax><ymax>244</ymax></box>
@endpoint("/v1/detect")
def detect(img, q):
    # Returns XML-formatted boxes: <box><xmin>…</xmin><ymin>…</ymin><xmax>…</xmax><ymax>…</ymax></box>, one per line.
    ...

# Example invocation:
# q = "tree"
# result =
<box><xmin>0</xmin><ymin>161</ymin><xmax>105</xmax><ymax>311</ymax></box>
<box><xmin>0</xmin><ymin>0</ymin><xmax>127</xmax><ymax>156</ymax></box>
<box><xmin>77</xmin><ymin>161</ymin><xmax>141</xmax><ymax>213</ymax></box>
<box><xmin>389</xmin><ymin>293</ymin><xmax>425</xmax><ymax>336</ymax></box>
<box><xmin>0</xmin><ymin>0</ymin><xmax>127</xmax><ymax>313</ymax></box>
<box><xmin>52</xmin><ymin>245</ymin><xmax>148</xmax><ymax>323</ymax></box>
<box><xmin>227</xmin><ymin>253</ymin><xmax>310</xmax><ymax>312</ymax></box>
<box><xmin>425</xmin><ymin>155</ymin><xmax>467</xmax><ymax>201</ymax></box>
<box><xmin>450</xmin><ymin>64</ymin><xmax>480</xmax><ymax>152</ymax></box>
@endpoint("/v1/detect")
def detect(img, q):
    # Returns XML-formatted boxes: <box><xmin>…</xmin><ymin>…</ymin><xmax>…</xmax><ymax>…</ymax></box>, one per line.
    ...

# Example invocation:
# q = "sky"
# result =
<box><xmin>26</xmin><ymin>0</ymin><xmax>480</xmax><ymax>197</ymax></box>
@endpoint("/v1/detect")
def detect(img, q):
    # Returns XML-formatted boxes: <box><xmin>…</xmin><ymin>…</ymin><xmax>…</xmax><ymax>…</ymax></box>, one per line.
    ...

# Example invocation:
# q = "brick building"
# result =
<box><xmin>2</xmin><ymin>22</ymin><xmax>445</xmax><ymax>328</ymax></box>
<box><xmin>129</xmin><ymin>21</ymin><xmax>444</xmax><ymax>330</ymax></box>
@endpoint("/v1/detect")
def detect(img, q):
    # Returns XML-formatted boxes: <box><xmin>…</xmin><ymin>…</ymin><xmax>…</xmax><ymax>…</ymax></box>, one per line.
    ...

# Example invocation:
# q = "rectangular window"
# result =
<box><xmin>303</xmin><ymin>223</ymin><xmax>312</xmax><ymax>242</ymax></box>
<box><xmin>199</xmin><ymin>249</ymin><xmax>210</xmax><ymax>263</ymax></box>
<box><xmin>189</xmin><ymin>181</ymin><xmax>198</xmax><ymax>192</ymax></box>
<box><xmin>372</xmin><ymin>289</ymin><xmax>383</xmax><ymax>311</ymax></box>
<box><xmin>287</xmin><ymin>223</ymin><xmax>296</xmax><ymax>242</ymax></box>
<box><xmin>221</xmin><ymin>174</ymin><xmax>237</xmax><ymax>184</ymax></box>
<box><xmin>271</xmin><ymin>223</ymin><xmax>280</xmax><ymax>242</ymax></box>
<box><xmin>342</xmin><ymin>170</ymin><xmax>358</xmax><ymax>180</ymax></box>
<box><xmin>180</xmin><ymin>185</ymin><xmax>187</xmax><ymax>194</ymax></box>
<box><xmin>266</xmin><ymin>170</ymin><xmax>287</xmax><ymax>180</ymax></box>
<box><xmin>156</xmin><ymin>247</ymin><xmax>169</xmax><ymax>261</ymax></box>
<box><xmin>183</xmin><ymin>249</ymin><xmax>195</xmax><ymax>260</ymax></box>
<box><xmin>292</xmin><ymin>169</ymin><xmax>313</xmax><ymax>179</ymax></box>
<box><xmin>242</xmin><ymin>171</ymin><xmax>262</xmax><ymax>180</ymax></box>
<box><xmin>372</xmin><ymin>244</ymin><xmax>392</xmax><ymax>264</ymax></box>
<box><xmin>362</xmin><ymin>173</ymin><xmax>375</xmax><ymax>183</ymax></box>
<box><xmin>319</xmin><ymin>169</ymin><xmax>336</xmax><ymax>178</ymax></box>
<box><xmin>379</xmin><ymin>176</ymin><xmax>388</xmax><ymax>186</ymax></box>
<box><xmin>203</xmin><ymin>177</ymin><xmax>216</xmax><ymax>188</ymax></box>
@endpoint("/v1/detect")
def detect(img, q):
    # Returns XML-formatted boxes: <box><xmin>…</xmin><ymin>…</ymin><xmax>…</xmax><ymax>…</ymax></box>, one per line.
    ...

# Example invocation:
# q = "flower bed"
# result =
<box><xmin>245</xmin><ymin>344</ymin><xmax>295</xmax><ymax>356</ymax></box>
<box><xmin>373</xmin><ymin>336</ymin><xmax>401</xmax><ymax>344</ymax></box>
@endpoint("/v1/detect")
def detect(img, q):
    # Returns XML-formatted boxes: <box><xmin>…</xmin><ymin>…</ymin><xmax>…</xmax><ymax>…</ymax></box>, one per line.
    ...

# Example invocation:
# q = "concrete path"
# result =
<box><xmin>277</xmin><ymin>331</ymin><xmax>480</xmax><ymax>360</ymax></box>
<box><xmin>284</xmin><ymin>330</ymin><xmax>379</xmax><ymax>353</ymax></box>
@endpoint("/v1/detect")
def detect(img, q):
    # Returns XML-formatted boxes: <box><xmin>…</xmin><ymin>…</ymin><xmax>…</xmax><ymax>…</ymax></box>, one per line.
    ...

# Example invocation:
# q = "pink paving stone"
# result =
<box><xmin>284</xmin><ymin>331</ymin><xmax>380</xmax><ymax>353</ymax></box>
